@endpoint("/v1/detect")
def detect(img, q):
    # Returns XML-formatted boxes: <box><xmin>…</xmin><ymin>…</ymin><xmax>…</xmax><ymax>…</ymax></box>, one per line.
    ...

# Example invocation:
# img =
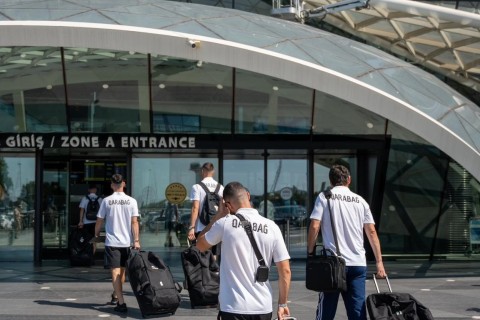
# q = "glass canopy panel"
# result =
<box><xmin>379</xmin><ymin>67</ymin><xmax>456</xmax><ymax>118</ymax></box>
<box><xmin>200</xmin><ymin>16</ymin><xmax>287</xmax><ymax>47</ymax></box>
<box><xmin>440</xmin><ymin>111</ymin><xmax>479</xmax><ymax>151</ymax></box>
<box><xmin>0</xmin><ymin>47</ymin><xmax>67</xmax><ymax>133</ymax></box>
<box><xmin>293</xmin><ymin>38</ymin><xmax>374</xmax><ymax>77</ymax></box>
<box><xmin>151</xmin><ymin>57</ymin><xmax>232</xmax><ymax>134</ymax></box>
<box><xmin>235</xmin><ymin>70</ymin><xmax>312</xmax><ymax>134</ymax></box>
<box><xmin>64</xmin><ymin>48</ymin><xmax>149</xmax><ymax>133</ymax></box>
<box><xmin>313</xmin><ymin>90</ymin><xmax>386</xmax><ymax>135</ymax></box>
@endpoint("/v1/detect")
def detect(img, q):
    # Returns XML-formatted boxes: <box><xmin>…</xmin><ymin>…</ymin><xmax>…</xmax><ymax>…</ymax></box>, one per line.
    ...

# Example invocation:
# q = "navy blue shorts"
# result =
<box><xmin>104</xmin><ymin>246</ymin><xmax>130</xmax><ymax>268</ymax></box>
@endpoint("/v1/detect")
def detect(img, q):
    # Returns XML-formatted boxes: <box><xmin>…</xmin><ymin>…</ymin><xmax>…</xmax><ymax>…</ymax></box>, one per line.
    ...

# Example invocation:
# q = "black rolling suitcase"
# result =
<box><xmin>367</xmin><ymin>274</ymin><xmax>434</xmax><ymax>320</ymax></box>
<box><xmin>69</xmin><ymin>227</ymin><xmax>94</xmax><ymax>266</ymax></box>
<box><xmin>181</xmin><ymin>244</ymin><xmax>219</xmax><ymax>308</ymax></box>
<box><xmin>126</xmin><ymin>250</ymin><xmax>181</xmax><ymax>318</ymax></box>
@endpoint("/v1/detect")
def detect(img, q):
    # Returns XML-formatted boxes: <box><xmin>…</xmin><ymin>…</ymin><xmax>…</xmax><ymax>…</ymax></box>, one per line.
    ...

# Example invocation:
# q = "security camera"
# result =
<box><xmin>188</xmin><ymin>39</ymin><xmax>201</xmax><ymax>48</ymax></box>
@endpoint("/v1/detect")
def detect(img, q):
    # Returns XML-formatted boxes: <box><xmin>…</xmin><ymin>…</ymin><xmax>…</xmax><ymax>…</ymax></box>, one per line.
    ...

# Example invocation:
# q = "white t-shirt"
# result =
<box><xmin>97</xmin><ymin>192</ymin><xmax>139</xmax><ymax>247</ymax></box>
<box><xmin>310</xmin><ymin>186</ymin><xmax>374</xmax><ymax>266</ymax></box>
<box><xmin>205</xmin><ymin>208</ymin><xmax>290</xmax><ymax>314</ymax></box>
<box><xmin>79</xmin><ymin>193</ymin><xmax>103</xmax><ymax>225</ymax></box>
<box><xmin>190</xmin><ymin>177</ymin><xmax>224</xmax><ymax>233</ymax></box>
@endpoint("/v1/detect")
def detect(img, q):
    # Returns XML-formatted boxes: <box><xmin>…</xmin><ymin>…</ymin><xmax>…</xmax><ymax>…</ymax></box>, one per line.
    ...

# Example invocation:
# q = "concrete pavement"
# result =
<box><xmin>1</xmin><ymin>259</ymin><xmax>480</xmax><ymax>319</ymax></box>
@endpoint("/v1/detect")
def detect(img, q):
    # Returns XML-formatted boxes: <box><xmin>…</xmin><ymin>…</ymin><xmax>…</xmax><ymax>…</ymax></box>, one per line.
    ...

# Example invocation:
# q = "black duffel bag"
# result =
<box><xmin>306</xmin><ymin>245</ymin><xmax>347</xmax><ymax>292</ymax></box>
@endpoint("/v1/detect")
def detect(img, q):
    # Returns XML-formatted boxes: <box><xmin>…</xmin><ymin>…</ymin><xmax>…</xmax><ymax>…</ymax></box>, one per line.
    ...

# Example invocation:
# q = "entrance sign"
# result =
<box><xmin>0</xmin><ymin>134</ymin><xmax>196</xmax><ymax>149</ymax></box>
<box><xmin>165</xmin><ymin>183</ymin><xmax>187</xmax><ymax>204</ymax></box>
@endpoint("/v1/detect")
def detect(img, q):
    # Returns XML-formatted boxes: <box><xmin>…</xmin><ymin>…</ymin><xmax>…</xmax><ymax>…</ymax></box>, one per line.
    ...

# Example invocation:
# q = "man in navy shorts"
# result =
<box><xmin>94</xmin><ymin>174</ymin><xmax>140</xmax><ymax>313</ymax></box>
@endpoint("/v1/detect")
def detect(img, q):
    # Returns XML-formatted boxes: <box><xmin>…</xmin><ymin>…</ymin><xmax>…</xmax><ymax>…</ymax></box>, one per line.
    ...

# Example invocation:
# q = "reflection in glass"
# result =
<box><xmin>132</xmin><ymin>156</ymin><xmax>218</xmax><ymax>249</ymax></box>
<box><xmin>42</xmin><ymin>161</ymin><xmax>68</xmax><ymax>249</ymax></box>
<box><xmin>65</xmin><ymin>48</ymin><xmax>149</xmax><ymax>133</ymax></box>
<box><xmin>0</xmin><ymin>47</ymin><xmax>67</xmax><ymax>132</ymax></box>
<box><xmin>313</xmin><ymin>91</ymin><xmax>385</xmax><ymax>135</ymax></box>
<box><xmin>235</xmin><ymin>70</ymin><xmax>312</xmax><ymax>134</ymax></box>
<box><xmin>380</xmin><ymin>123</ymin><xmax>447</xmax><ymax>256</ymax></box>
<box><xmin>151</xmin><ymin>57</ymin><xmax>232</xmax><ymax>133</ymax></box>
<box><xmin>267</xmin><ymin>157</ymin><xmax>308</xmax><ymax>259</ymax></box>
<box><xmin>0</xmin><ymin>155</ymin><xmax>35</xmax><ymax>261</ymax></box>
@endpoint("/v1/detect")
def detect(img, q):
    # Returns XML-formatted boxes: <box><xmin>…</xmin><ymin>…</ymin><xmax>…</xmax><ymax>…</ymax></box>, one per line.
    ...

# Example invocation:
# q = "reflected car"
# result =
<box><xmin>141</xmin><ymin>211</ymin><xmax>165</xmax><ymax>232</ymax></box>
<box><xmin>274</xmin><ymin>205</ymin><xmax>308</xmax><ymax>227</ymax></box>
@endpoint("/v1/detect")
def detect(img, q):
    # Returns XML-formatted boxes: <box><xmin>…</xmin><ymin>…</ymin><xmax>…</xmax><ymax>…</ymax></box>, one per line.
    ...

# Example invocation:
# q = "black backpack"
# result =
<box><xmin>198</xmin><ymin>182</ymin><xmax>221</xmax><ymax>225</ymax></box>
<box><xmin>85</xmin><ymin>195</ymin><xmax>100</xmax><ymax>220</ymax></box>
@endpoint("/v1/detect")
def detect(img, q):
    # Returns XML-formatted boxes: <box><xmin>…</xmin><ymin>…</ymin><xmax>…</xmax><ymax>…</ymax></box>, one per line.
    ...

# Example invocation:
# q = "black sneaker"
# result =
<box><xmin>110</xmin><ymin>292</ymin><xmax>118</xmax><ymax>305</ymax></box>
<box><xmin>114</xmin><ymin>302</ymin><xmax>127</xmax><ymax>313</ymax></box>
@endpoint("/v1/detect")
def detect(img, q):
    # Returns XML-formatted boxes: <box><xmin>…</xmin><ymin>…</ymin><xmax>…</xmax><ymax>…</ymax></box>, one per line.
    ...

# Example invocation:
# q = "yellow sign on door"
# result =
<box><xmin>165</xmin><ymin>183</ymin><xmax>187</xmax><ymax>204</ymax></box>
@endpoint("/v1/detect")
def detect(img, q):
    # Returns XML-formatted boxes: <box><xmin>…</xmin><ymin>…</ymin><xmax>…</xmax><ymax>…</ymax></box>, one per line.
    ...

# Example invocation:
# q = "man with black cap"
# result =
<box><xmin>94</xmin><ymin>174</ymin><xmax>140</xmax><ymax>314</ymax></box>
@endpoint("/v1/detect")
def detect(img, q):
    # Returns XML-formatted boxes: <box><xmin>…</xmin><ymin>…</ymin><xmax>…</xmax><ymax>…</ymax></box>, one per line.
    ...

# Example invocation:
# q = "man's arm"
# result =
<box><xmin>131</xmin><ymin>216</ymin><xmax>140</xmax><ymax>249</ymax></box>
<box><xmin>276</xmin><ymin>259</ymin><xmax>291</xmax><ymax>319</ymax></box>
<box><xmin>94</xmin><ymin>218</ymin><xmax>104</xmax><ymax>238</ymax></box>
<box><xmin>78</xmin><ymin>207</ymin><xmax>85</xmax><ymax>226</ymax></box>
<box><xmin>188</xmin><ymin>200</ymin><xmax>200</xmax><ymax>240</ymax></box>
<box><xmin>307</xmin><ymin>219</ymin><xmax>321</xmax><ymax>254</ymax></box>
<box><xmin>198</xmin><ymin>199</ymin><xmax>228</xmax><ymax>238</ymax></box>
<box><xmin>364</xmin><ymin>223</ymin><xmax>386</xmax><ymax>278</ymax></box>
<box><xmin>195</xmin><ymin>233</ymin><xmax>212</xmax><ymax>252</ymax></box>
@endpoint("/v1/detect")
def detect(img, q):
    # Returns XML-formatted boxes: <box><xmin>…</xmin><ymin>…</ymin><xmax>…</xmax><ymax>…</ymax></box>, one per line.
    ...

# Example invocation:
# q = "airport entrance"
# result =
<box><xmin>40</xmin><ymin>150</ymin><xmax>128</xmax><ymax>260</ymax></box>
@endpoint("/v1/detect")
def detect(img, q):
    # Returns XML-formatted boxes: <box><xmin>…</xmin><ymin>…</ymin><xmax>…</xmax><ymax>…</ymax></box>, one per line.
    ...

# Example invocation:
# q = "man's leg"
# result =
<box><xmin>105</xmin><ymin>246</ymin><xmax>128</xmax><ymax>312</ymax></box>
<box><xmin>315</xmin><ymin>291</ymin><xmax>340</xmax><ymax>320</ymax></box>
<box><xmin>342</xmin><ymin>266</ymin><xmax>367</xmax><ymax>320</ymax></box>
<box><xmin>111</xmin><ymin>267</ymin><xmax>126</xmax><ymax>304</ymax></box>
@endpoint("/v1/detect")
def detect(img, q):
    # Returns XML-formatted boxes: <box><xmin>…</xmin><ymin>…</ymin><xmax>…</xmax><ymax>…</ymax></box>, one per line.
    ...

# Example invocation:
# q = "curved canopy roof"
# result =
<box><xmin>302</xmin><ymin>0</ymin><xmax>480</xmax><ymax>91</ymax></box>
<box><xmin>0</xmin><ymin>0</ymin><xmax>479</xmax><ymax>180</ymax></box>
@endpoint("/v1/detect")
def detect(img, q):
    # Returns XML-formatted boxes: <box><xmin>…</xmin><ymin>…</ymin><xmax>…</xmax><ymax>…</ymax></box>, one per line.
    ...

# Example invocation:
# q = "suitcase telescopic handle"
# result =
<box><xmin>372</xmin><ymin>273</ymin><xmax>392</xmax><ymax>293</ymax></box>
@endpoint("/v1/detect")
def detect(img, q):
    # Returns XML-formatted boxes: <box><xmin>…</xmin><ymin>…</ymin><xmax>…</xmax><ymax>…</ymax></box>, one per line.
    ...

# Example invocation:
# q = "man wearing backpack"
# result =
<box><xmin>78</xmin><ymin>183</ymin><xmax>102</xmax><ymax>254</ymax></box>
<box><xmin>188</xmin><ymin>162</ymin><xmax>223</xmax><ymax>257</ymax></box>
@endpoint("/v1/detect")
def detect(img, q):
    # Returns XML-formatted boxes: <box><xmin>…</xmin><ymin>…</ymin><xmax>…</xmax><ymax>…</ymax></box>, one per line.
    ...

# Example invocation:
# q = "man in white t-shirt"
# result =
<box><xmin>307</xmin><ymin>164</ymin><xmax>386</xmax><ymax>320</ymax></box>
<box><xmin>196</xmin><ymin>181</ymin><xmax>291</xmax><ymax>320</ymax></box>
<box><xmin>78</xmin><ymin>184</ymin><xmax>102</xmax><ymax>254</ymax></box>
<box><xmin>94</xmin><ymin>174</ymin><xmax>140</xmax><ymax>314</ymax></box>
<box><xmin>188</xmin><ymin>162</ymin><xmax>224</xmax><ymax>256</ymax></box>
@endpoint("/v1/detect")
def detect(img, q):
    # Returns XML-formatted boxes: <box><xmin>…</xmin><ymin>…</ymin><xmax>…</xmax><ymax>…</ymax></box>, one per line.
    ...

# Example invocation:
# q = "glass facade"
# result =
<box><xmin>0</xmin><ymin>155</ymin><xmax>35</xmax><ymax>261</ymax></box>
<box><xmin>0</xmin><ymin>45</ymin><xmax>479</xmax><ymax>263</ymax></box>
<box><xmin>65</xmin><ymin>48</ymin><xmax>149</xmax><ymax>133</ymax></box>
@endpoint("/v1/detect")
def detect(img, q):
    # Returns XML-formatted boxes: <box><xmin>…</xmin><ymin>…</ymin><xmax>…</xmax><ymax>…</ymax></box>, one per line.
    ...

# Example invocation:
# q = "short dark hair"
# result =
<box><xmin>223</xmin><ymin>181</ymin><xmax>247</xmax><ymax>202</ymax></box>
<box><xmin>88</xmin><ymin>183</ymin><xmax>97</xmax><ymax>190</ymax></box>
<box><xmin>201</xmin><ymin>162</ymin><xmax>214</xmax><ymax>172</ymax></box>
<box><xmin>329</xmin><ymin>165</ymin><xmax>350</xmax><ymax>186</ymax></box>
<box><xmin>111</xmin><ymin>174</ymin><xmax>124</xmax><ymax>184</ymax></box>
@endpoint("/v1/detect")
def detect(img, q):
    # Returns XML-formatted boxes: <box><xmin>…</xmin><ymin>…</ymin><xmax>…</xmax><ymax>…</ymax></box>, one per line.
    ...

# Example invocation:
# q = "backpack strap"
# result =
<box><xmin>198</xmin><ymin>182</ymin><xmax>221</xmax><ymax>195</ymax></box>
<box><xmin>198</xmin><ymin>181</ymin><xmax>210</xmax><ymax>195</ymax></box>
<box><xmin>236</xmin><ymin>213</ymin><xmax>266</xmax><ymax>267</ymax></box>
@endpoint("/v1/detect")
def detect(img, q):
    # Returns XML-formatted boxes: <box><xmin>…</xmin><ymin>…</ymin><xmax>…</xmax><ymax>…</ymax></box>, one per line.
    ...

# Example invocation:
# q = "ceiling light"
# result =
<box><xmin>366</xmin><ymin>122</ymin><xmax>374</xmax><ymax>129</ymax></box>
<box><xmin>159</xmin><ymin>84</ymin><xmax>166</xmax><ymax>89</ymax></box>
<box><xmin>272</xmin><ymin>86</ymin><xmax>279</xmax><ymax>91</ymax></box>
<box><xmin>216</xmin><ymin>84</ymin><xmax>223</xmax><ymax>89</ymax></box>
<box><xmin>102</xmin><ymin>84</ymin><xmax>109</xmax><ymax>89</ymax></box>
<box><xmin>46</xmin><ymin>85</ymin><xmax>53</xmax><ymax>90</ymax></box>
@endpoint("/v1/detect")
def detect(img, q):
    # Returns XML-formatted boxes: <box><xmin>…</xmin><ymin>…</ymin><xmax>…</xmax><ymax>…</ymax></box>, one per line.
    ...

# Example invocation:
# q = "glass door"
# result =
<box><xmin>223</xmin><ymin>150</ymin><xmax>308</xmax><ymax>259</ymax></box>
<box><xmin>131</xmin><ymin>154</ymin><xmax>219</xmax><ymax>258</ymax></box>
<box><xmin>42</xmin><ymin>161</ymin><xmax>69</xmax><ymax>251</ymax></box>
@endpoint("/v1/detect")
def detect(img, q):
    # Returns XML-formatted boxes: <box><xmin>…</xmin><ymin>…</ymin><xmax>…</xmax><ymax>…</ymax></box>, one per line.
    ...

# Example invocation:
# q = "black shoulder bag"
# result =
<box><xmin>305</xmin><ymin>188</ymin><xmax>347</xmax><ymax>292</ymax></box>
<box><xmin>236</xmin><ymin>213</ymin><xmax>269</xmax><ymax>282</ymax></box>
